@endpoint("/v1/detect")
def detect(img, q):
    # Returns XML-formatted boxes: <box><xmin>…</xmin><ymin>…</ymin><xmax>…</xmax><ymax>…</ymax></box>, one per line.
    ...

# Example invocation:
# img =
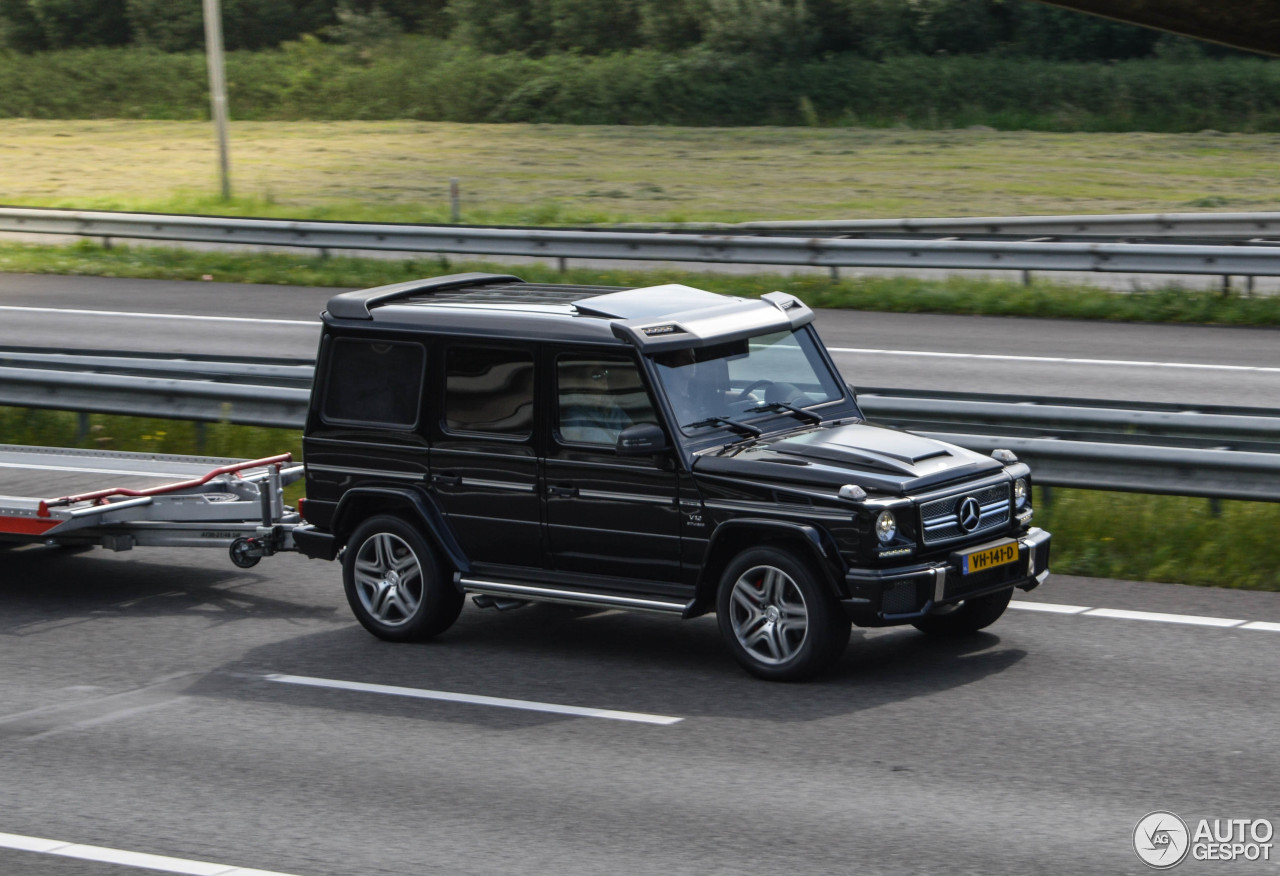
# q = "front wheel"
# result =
<box><xmin>716</xmin><ymin>547</ymin><xmax>850</xmax><ymax>681</ymax></box>
<box><xmin>911</xmin><ymin>587</ymin><xmax>1012</xmax><ymax>637</ymax></box>
<box><xmin>342</xmin><ymin>515</ymin><xmax>463</xmax><ymax>642</ymax></box>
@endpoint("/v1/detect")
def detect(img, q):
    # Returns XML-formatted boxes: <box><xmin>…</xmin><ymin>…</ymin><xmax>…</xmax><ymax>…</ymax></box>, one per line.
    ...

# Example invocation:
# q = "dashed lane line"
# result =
<box><xmin>828</xmin><ymin>347</ymin><xmax>1280</xmax><ymax>374</ymax></box>
<box><xmin>1011</xmin><ymin>601</ymin><xmax>1279</xmax><ymax>630</ymax></box>
<box><xmin>0</xmin><ymin>831</ymin><xmax>300</xmax><ymax>875</ymax></box>
<box><xmin>265</xmin><ymin>673</ymin><xmax>684</xmax><ymax>725</ymax></box>
<box><xmin>0</xmin><ymin>304</ymin><xmax>315</xmax><ymax>326</ymax></box>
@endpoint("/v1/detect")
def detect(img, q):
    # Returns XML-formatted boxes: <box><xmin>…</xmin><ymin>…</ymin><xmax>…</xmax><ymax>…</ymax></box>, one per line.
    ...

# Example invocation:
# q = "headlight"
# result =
<box><xmin>1014</xmin><ymin>478</ymin><xmax>1029</xmax><ymax>509</ymax></box>
<box><xmin>875</xmin><ymin>510</ymin><xmax>897</xmax><ymax>543</ymax></box>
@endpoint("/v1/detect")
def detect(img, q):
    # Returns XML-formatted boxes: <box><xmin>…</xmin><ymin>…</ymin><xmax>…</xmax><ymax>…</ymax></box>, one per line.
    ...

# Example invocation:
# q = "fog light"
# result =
<box><xmin>875</xmin><ymin>510</ymin><xmax>897</xmax><ymax>543</ymax></box>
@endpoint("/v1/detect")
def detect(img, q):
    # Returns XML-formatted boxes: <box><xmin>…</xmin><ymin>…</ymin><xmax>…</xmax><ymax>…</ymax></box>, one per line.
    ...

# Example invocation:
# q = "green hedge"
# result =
<box><xmin>2</xmin><ymin>39</ymin><xmax>1278</xmax><ymax>131</ymax></box>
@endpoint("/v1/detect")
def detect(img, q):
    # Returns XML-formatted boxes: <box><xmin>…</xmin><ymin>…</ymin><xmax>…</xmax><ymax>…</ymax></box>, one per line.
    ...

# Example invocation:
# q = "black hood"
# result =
<box><xmin>693</xmin><ymin>422</ymin><xmax>1003</xmax><ymax>496</ymax></box>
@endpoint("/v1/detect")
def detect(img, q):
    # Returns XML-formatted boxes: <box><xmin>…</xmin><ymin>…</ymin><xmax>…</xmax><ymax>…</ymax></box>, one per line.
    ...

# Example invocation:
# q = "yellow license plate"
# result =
<box><xmin>960</xmin><ymin>540</ymin><xmax>1019</xmax><ymax>575</ymax></box>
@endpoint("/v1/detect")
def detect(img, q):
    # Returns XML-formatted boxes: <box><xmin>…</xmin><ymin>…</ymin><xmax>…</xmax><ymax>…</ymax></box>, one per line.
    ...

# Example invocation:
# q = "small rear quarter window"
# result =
<box><xmin>323</xmin><ymin>338</ymin><xmax>425</xmax><ymax>427</ymax></box>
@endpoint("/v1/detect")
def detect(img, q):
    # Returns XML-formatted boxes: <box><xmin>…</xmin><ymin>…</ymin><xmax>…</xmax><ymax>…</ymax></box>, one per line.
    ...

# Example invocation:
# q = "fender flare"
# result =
<box><xmin>332</xmin><ymin>486</ymin><xmax>470</xmax><ymax>579</ymax></box>
<box><xmin>695</xmin><ymin>518</ymin><xmax>847</xmax><ymax>611</ymax></box>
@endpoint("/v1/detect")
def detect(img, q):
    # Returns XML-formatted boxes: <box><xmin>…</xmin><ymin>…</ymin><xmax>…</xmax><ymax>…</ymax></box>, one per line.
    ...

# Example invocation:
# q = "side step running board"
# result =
<box><xmin>459</xmin><ymin>577</ymin><xmax>691</xmax><ymax>615</ymax></box>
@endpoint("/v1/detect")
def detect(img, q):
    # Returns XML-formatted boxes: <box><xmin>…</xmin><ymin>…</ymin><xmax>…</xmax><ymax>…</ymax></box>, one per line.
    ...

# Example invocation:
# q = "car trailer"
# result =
<box><xmin>0</xmin><ymin>445</ymin><xmax>303</xmax><ymax>567</ymax></box>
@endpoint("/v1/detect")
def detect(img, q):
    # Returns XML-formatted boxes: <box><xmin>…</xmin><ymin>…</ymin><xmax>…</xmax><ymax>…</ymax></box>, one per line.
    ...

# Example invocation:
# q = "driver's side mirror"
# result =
<box><xmin>616</xmin><ymin>422</ymin><xmax>670</xmax><ymax>457</ymax></box>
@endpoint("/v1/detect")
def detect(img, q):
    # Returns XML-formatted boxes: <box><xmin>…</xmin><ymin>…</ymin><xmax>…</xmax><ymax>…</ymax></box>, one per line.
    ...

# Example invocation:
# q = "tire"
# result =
<box><xmin>342</xmin><ymin>515</ymin><xmax>463</xmax><ymax>642</ymax></box>
<box><xmin>911</xmin><ymin>586</ymin><xmax>1013</xmax><ymax>637</ymax></box>
<box><xmin>716</xmin><ymin>547</ymin><xmax>851</xmax><ymax>682</ymax></box>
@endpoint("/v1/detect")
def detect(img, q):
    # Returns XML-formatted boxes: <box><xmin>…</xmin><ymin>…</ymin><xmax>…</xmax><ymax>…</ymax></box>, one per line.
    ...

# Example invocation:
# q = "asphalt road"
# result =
<box><xmin>2</xmin><ymin>273</ymin><xmax>1279</xmax><ymax>406</ymax></box>
<box><xmin>2</xmin><ymin>272</ymin><xmax>1280</xmax><ymax>873</ymax></box>
<box><xmin>1</xmin><ymin>546</ymin><xmax>1278</xmax><ymax>875</ymax></box>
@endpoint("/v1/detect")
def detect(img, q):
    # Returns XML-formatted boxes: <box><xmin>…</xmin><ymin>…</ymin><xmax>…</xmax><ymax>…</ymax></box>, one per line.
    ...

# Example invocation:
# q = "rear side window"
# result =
<box><xmin>444</xmin><ymin>346</ymin><xmax>535</xmax><ymax>438</ymax></box>
<box><xmin>323</xmin><ymin>337</ymin><xmax>425</xmax><ymax>428</ymax></box>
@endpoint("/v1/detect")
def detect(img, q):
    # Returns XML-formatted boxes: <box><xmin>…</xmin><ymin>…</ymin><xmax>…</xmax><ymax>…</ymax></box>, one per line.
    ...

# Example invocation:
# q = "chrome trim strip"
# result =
<box><xmin>576</xmin><ymin>489</ymin><xmax>672</xmax><ymax>504</ymax></box>
<box><xmin>702</xmin><ymin>500</ymin><xmax>851</xmax><ymax>522</ymax></box>
<box><xmin>306</xmin><ymin>464</ymin><xmax>423</xmax><ymax>482</ymax></box>
<box><xmin>459</xmin><ymin>578</ymin><xmax>689</xmax><ymax>614</ymax></box>
<box><xmin>466</xmin><ymin>477</ymin><xmax>537</xmax><ymax>493</ymax></box>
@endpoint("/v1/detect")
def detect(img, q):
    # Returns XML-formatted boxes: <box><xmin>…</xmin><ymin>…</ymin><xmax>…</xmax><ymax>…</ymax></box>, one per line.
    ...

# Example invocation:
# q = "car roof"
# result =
<box><xmin>324</xmin><ymin>273</ymin><xmax>814</xmax><ymax>351</ymax></box>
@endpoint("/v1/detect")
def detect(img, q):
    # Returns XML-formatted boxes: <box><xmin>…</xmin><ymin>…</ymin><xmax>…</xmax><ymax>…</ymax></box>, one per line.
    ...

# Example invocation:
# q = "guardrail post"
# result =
<box><xmin>1222</xmin><ymin>275</ymin><xmax>1232</xmax><ymax>297</ymax></box>
<box><xmin>1022</xmin><ymin>270</ymin><xmax>1031</xmax><ymax>287</ymax></box>
<box><xmin>1209</xmin><ymin>497</ymin><xmax>1222</xmax><ymax>517</ymax></box>
<box><xmin>76</xmin><ymin>412</ymin><xmax>91</xmax><ymax>442</ymax></box>
<box><xmin>558</xmin><ymin>257</ymin><xmax>568</xmax><ymax>273</ymax></box>
<box><xmin>1247</xmin><ymin>275</ymin><xmax>1256</xmax><ymax>297</ymax></box>
<box><xmin>450</xmin><ymin>178</ymin><xmax>460</xmax><ymax>224</ymax></box>
<box><xmin>1038</xmin><ymin>484</ymin><xmax>1053</xmax><ymax>509</ymax></box>
<box><xmin>829</xmin><ymin>267</ymin><xmax>840</xmax><ymax>281</ymax></box>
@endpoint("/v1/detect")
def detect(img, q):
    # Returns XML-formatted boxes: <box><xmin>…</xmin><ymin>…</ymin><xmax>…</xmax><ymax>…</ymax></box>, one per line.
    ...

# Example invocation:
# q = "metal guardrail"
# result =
<box><xmin>724</xmin><ymin>211</ymin><xmax>1280</xmax><ymax>239</ymax></box>
<box><xmin>3</xmin><ymin>207</ymin><xmax>1280</xmax><ymax>277</ymax></box>
<box><xmin>3</xmin><ymin>353</ymin><xmax>1280</xmax><ymax>502</ymax></box>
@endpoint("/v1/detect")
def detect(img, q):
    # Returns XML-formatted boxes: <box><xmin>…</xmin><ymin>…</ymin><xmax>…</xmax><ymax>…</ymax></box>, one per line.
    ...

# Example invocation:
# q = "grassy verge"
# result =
<box><xmin>2</xmin><ymin>121</ymin><xmax>1278</xmax><ymax>223</ymax></box>
<box><xmin>1034</xmin><ymin>489</ymin><xmax>1280</xmax><ymax>591</ymax></box>
<box><xmin>1</xmin><ymin>407</ymin><xmax>305</xmax><ymax>502</ymax></box>
<box><xmin>5</xmin><ymin>240</ymin><xmax>1280</xmax><ymax>327</ymax></box>
<box><xmin>6</xmin><ymin>408</ymin><xmax>1277</xmax><ymax>590</ymax></box>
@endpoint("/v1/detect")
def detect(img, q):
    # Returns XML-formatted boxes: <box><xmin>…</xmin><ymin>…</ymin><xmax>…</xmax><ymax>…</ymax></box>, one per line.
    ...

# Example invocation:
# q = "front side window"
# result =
<box><xmin>652</xmin><ymin>328</ymin><xmax>844</xmax><ymax>436</ymax></box>
<box><xmin>556</xmin><ymin>354</ymin><xmax>656</xmax><ymax>447</ymax></box>
<box><xmin>323</xmin><ymin>337</ymin><xmax>424</xmax><ymax>428</ymax></box>
<box><xmin>444</xmin><ymin>346</ymin><xmax>534</xmax><ymax>437</ymax></box>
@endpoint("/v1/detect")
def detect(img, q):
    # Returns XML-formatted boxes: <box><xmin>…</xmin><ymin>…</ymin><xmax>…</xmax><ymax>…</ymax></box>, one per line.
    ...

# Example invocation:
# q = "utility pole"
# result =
<box><xmin>202</xmin><ymin>0</ymin><xmax>232</xmax><ymax>200</ymax></box>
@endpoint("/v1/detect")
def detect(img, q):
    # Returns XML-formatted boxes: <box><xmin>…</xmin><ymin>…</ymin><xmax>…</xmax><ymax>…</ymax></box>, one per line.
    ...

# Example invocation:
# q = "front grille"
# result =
<box><xmin>920</xmin><ymin>482</ymin><xmax>1010</xmax><ymax>547</ymax></box>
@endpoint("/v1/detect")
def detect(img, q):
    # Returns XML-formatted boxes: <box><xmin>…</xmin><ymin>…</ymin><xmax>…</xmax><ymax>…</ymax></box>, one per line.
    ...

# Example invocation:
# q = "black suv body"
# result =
<box><xmin>293</xmin><ymin>273</ymin><xmax>1050</xmax><ymax>680</ymax></box>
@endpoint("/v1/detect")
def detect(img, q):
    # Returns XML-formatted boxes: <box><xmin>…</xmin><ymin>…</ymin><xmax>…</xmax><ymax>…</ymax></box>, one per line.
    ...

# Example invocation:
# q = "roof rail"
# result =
<box><xmin>326</xmin><ymin>272</ymin><xmax>524</xmax><ymax>320</ymax></box>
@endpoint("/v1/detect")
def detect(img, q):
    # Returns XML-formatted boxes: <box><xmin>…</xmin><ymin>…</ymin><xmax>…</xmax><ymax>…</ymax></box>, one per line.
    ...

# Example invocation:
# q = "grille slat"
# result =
<box><xmin>919</xmin><ymin>483</ymin><xmax>1011</xmax><ymax>546</ymax></box>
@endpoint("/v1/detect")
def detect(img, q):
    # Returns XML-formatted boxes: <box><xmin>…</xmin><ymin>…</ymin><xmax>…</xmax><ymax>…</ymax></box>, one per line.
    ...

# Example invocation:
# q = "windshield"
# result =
<box><xmin>652</xmin><ymin>328</ymin><xmax>845</xmax><ymax>436</ymax></box>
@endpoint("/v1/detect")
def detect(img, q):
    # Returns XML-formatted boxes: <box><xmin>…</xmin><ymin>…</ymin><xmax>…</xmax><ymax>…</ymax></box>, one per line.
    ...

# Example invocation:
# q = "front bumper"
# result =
<box><xmin>840</xmin><ymin>527</ymin><xmax>1051</xmax><ymax>627</ymax></box>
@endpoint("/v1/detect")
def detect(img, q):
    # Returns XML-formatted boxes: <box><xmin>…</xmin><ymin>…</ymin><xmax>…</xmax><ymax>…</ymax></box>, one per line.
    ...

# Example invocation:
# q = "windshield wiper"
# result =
<box><xmin>747</xmin><ymin>401</ymin><xmax>822</xmax><ymax>425</ymax></box>
<box><xmin>683</xmin><ymin>416</ymin><xmax>762</xmax><ymax>438</ymax></box>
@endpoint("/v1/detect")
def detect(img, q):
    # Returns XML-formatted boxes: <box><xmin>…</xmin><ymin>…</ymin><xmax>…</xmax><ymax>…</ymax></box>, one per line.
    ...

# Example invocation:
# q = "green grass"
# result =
<box><xmin>0</xmin><ymin>407</ymin><xmax>305</xmax><ymax>502</ymax></box>
<box><xmin>6</xmin><ymin>408</ymin><xmax>1277</xmax><ymax>590</ymax></box>
<box><xmin>1035</xmin><ymin>489</ymin><xmax>1280</xmax><ymax>591</ymax></box>
<box><xmin>2</xmin><ymin>121</ymin><xmax>1279</xmax><ymax>223</ymax></box>
<box><xmin>5</xmin><ymin>240</ymin><xmax>1280</xmax><ymax>327</ymax></box>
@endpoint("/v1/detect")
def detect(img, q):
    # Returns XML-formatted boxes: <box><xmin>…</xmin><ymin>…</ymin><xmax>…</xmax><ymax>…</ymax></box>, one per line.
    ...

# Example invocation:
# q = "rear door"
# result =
<box><xmin>429</xmin><ymin>343</ymin><xmax>545</xmax><ymax>569</ymax></box>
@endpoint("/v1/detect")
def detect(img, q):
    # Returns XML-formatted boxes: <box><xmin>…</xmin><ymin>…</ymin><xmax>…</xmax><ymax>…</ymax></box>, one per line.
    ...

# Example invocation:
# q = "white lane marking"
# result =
<box><xmin>265</xmin><ymin>673</ymin><xmax>683</xmax><ymax>725</ymax></box>
<box><xmin>1008</xmin><ymin>600</ymin><xmax>1089</xmax><ymax>614</ymax></box>
<box><xmin>0</xmin><ymin>831</ymin><xmax>301</xmax><ymax>875</ymax></box>
<box><xmin>0</xmin><ymin>304</ymin><xmax>315</xmax><ymax>326</ymax></box>
<box><xmin>1084</xmin><ymin>607</ymin><xmax>1245</xmax><ymax>627</ymax></box>
<box><xmin>1010</xmin><ymin>601</ymin><xmax>1277</xmax><ymax>629</ymax></box>
<box><xmin>828</xmin><ymin>347</ymin><xmax>1280</xmax><ymax>374</ymax></box>
<box><xmin>0</xmin><ymin>461</ymin><xmax>201</xmax><ymax>478</ymax></box>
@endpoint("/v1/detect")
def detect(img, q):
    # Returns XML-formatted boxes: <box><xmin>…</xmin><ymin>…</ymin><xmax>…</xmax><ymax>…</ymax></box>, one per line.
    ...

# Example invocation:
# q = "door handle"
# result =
<box><xmin>548</xmin><ymin>484</ymin><xmax>579</xmax><ymax>498</ymax></box>
<box><xmin>432</xmin><ymin>473</ymin><xmax>463</xmax><ymax>487</ymax></box>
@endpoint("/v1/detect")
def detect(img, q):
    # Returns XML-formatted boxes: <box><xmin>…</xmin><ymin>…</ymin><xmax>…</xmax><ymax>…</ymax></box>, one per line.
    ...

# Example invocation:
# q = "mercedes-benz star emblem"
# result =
<box><xmin>957</xmin><ymin>496</ymin><xmax>981</xmax><ymax>532</ymax></box>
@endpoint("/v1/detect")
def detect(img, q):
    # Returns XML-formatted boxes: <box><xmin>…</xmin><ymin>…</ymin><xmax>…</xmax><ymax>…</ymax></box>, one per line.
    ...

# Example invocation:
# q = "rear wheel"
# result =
<box><xmin>911</xmin><ymin>587</ymin><xmax>1012</xmax><ymax>637</ymax></box>
<box><xmin>342</xmin><ymin>515</ymin><xmax>462</xmax><ymax>642</ymax></box>
<box><xmin>716</xmin><ymin>547</ymin><xmax>850</xmax><ymax>681</ymax></box>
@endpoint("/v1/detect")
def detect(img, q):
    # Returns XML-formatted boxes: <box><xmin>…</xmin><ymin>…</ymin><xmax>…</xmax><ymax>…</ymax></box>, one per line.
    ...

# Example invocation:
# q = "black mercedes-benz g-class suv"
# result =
<box><xmin>292</xmin><ymin>272</ymin><xmax>1050</xmax><ymax>680</ymax></box>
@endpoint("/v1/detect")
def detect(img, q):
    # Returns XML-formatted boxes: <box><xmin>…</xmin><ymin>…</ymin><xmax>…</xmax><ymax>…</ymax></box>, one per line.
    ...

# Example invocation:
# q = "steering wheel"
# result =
<box><xmin>731</xmin><ymin>379</ymin><xmax>775</xmax><ymax>404</ymax></box>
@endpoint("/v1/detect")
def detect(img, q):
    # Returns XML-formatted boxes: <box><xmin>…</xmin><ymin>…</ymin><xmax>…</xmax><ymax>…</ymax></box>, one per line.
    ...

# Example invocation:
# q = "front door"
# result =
<box><xmin>543</xmin><ymin>352</ymin><xmax>682</xmax><ymax>586</ymax></box>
